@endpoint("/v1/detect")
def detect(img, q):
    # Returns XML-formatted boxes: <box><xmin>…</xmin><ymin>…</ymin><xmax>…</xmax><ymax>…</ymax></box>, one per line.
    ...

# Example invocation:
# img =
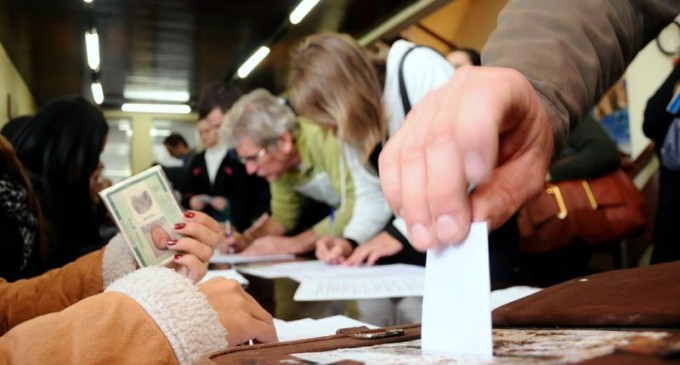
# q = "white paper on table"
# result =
<box><xmin>274</xmin><ymin>315</ymin><xmax>377</xmax><ymax>342</ymax></box>
<box><xmin>421</xmin><ymin>221</ymin><xmax>492</xmax><ymax>357</ymax></box>
<box><xmin>237</xmin><ymin>260</ymin><xmax>423</xmax><ymax>281</ymax></box>
<box><xmin>209</xmin><ymin>252</ymin><xmax>295</xmax><ymax>265</ymax></box>
<box><xmin>294</xmin><ymin>274</ymin><xmax>424</xmax><ymax>301</ymax></box>
<box><xmin>198</xmin><ymin>269</ymin><xmax>249</xmax><ymax>286</ymax></box>
<box><xmin>289</xmin><ymin>263</ymin><xmax>424</xmax><ymax>282</ymax></box>
<box><xmin>236</xmin><ymin>260</ymin><xmax>328</xmax><ymax>279</ymax></box>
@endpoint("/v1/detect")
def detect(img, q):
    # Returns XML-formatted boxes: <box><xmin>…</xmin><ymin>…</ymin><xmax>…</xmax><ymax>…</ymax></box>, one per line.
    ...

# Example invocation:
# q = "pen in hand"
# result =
<box><xmin>225</xmin><ymin>220</ymin><xmax>235</xmax><ymax>255</ymax></box>
<box><xmin>223</xmin><ymin>201</ymin><xmax>235</xmax><ymax>255</ymax></box>
<box><xmin>325</xmin><ymin>208</ymin><xmax>337</xmax><ymax>262</ymax></box>
<box><xmin>328</xmin><ymin>208</ymin><xmax>335</xmax><ymax>245</ymax></box>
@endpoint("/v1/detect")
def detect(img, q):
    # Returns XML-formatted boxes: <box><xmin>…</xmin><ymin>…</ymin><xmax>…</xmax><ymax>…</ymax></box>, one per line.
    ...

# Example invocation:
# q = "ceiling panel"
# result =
<box><xmin>0</xmin><ymin>0</ymin><xmax>419</xmax><ymax>110</ymax></box>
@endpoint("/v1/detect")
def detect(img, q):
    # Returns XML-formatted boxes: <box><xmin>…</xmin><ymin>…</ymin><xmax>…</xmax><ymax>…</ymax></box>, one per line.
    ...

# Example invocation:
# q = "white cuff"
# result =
<box><xmin>102</xmin><ymin>233</ymin><xmax>137</xmax><ymax>288</ymax></box>
<box><xmin>106</xmin><ymin>267</ymin><xmax>228</xmax><ymax>365</ymax></box>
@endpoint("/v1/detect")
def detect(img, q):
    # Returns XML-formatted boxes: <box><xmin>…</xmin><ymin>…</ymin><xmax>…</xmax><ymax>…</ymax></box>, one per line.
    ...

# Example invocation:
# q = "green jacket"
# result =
<box><xmin>272</xmin><ymin>117</ymin><xmax>391</xmax><ymax>242</ymax></box>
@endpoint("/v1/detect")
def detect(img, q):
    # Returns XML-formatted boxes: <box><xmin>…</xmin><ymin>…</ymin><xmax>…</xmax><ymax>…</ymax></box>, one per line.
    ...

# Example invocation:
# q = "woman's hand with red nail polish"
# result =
<box><xmin>168</xmin><ymin>211</ymin><xmax>223</xmax><ymax>283</ymax></box>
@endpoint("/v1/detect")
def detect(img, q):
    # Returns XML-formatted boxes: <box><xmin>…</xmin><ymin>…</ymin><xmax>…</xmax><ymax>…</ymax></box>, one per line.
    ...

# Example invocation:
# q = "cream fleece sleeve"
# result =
<box><xmin>106</xmin><ymin>267</ymin><xmax>228</xmax><ymax>364</ymax></box>
<box><xmin>101</xmin><ymin>233</ymin><xmax>137</xmax><ymax>288</ymax></box>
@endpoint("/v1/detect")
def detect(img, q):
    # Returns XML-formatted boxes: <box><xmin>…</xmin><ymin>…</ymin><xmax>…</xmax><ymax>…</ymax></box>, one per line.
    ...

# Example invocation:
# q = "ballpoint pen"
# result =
<box><xmin>225</xmin><ymin>219</ymin><xmax>234</xmax><ymax>255</ymax></box>
<box><xmin>224</xmin><ymin>203</ymin><xmax>234</xmax><ymax>255</ymax></box>
<box><xmin>328</xmin><ymin>208</ymin><xmax>335</xmax><ymax>247</ymax></box>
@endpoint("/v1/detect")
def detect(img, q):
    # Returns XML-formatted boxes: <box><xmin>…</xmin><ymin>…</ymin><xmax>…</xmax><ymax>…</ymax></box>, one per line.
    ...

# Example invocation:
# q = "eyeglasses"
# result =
<box><xmin>238</xmin><ymin>148</ymin><xmax>267</xmax><ymax>165</ymax></box>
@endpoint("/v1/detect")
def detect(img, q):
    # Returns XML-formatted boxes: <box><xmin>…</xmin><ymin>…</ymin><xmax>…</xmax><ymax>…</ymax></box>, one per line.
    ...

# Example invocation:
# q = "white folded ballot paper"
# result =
<box><xmin>421</xmin><ymin>221</ymin><xmax>493</xmax><ymax>357</ymax></box>
<box><xmin>99</xmin><ymin>165</ymin><xmax>182</xmax><ymax>267</ymax></box>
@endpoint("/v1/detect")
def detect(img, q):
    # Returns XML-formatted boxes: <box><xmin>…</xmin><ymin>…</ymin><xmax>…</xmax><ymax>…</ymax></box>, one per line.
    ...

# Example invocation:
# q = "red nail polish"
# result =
<box><xmin>167</xmin><ymin>239</ymin><xmax>177</xmax><ymax>246</ymax></box>
<box><xmin>184</xmin><ymin>211</ymin><xmax>195</xmax><ymax>218</ymax></box>
<box><xmin>174</xmin><ymin>223</ymin><xmax>186</xmax><ymax>230</ymax></box>
<box><xmin>174</xmin><ymin>254</ymin><xmax>183</xmax><ymax>260</ymax></box>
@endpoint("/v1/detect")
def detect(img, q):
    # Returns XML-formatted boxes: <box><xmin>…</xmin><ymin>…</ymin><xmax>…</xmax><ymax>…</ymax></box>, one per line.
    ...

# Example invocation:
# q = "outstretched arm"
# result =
<box><xmin>379</xmin><ymin>0</ymin><xmax>680</xmax><ymax>249</ymax></box>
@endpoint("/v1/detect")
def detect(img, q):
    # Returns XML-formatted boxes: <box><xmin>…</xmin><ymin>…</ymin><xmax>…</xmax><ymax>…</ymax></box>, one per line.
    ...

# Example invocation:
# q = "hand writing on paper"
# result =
<box><xmin>343</xmin><ymin>232</ymin><xmax>402</xmax><ymax>266</ymax></box>
<box><xmin>241</xmin><ymin>235</ymin><xmax>294</xmax><ymax>256</ymax></box>
<box><xmin>199</xmin><ymin>278</ymin><xmax>277</xmax><ymax>346</ymax></box>
<box><xmin>219</xmin><ymin>230</ymin><xmax>249</xmax><ymax>254</ymax></box>
<box><xmin>315</xmin><ymin>237</ymin><xmax>352</xmax><ymax>265</ymax></box>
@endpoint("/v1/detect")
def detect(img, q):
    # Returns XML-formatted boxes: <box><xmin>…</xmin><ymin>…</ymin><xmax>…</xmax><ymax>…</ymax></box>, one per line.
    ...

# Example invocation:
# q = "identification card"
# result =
<box><xmin>99</xmin><ymin>165</ymin><xmax>182</xmax><ymax>267</ymax></box>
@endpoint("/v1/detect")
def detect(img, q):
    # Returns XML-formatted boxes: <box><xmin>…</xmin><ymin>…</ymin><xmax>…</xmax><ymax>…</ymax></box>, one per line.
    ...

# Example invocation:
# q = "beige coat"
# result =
<box><xmin>0</xmin><ymin>234</ymin><xmax>227</xmax><ymax>364</ymax></box>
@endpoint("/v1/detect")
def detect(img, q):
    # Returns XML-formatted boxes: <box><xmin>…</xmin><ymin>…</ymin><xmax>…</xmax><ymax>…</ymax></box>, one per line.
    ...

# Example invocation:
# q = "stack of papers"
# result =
<box><xmin>237</xmin><ymin>261</ymin><xmax>425</xmax><ymax>301</ymax></box>
<box><xmin>210</xmin><ymin>252</ymin><xmax>295</xmax><ymax>265</ymax></box>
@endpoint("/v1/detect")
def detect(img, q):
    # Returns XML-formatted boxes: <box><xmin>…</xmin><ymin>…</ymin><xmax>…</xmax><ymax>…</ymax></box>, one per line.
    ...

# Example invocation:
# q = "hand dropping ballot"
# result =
<box><xmin>421</xmin><ymin>221</ymin><xmax>493</xmax><ymax>358</ymax></box>
<box><xmin>99</xmin><ymin>165</ymin><xmax>183</xmax><ymax>267</ymax></box>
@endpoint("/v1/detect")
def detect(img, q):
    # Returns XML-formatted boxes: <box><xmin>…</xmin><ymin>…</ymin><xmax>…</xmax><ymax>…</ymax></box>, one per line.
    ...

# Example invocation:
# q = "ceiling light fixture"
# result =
<box><xmin>85</xmin><ymin>29</ymin><xmax>100</xmax><ymax>70</ymax></box>
<box><xmin>121</xmin><ymin>103</ymin><xmax>192</xmax><ymax>114</ymax></box>
<box><xmin>237</xmin><ymin>46</ymin><xmax>271</xmax><ymax>79</ymax></box>
<box><xmin>123</xmin><ymin>89</ymin><xmax>191</xmax><ymax>103</ymax></box>
<box><xmin>289</xmin><ymin>0</ymin><xmax>321</xmax><ymax>25</ymax></box>
<box><xmin>91</xmin><ymin>81</ymin><xmax>104</xmax><ymax>104</ymax></box>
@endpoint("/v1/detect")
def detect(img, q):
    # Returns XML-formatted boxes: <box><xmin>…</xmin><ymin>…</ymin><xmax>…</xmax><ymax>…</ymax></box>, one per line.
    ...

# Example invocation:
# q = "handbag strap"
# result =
<box><xmin>397</xmin><ymin>46</ymin><xmax>419</xmax><ymax>116</ymax></box>
<box><xmin>397</xmin><ymin>45</ymin><xmax>446</xmax><ymax>115</ymax></box>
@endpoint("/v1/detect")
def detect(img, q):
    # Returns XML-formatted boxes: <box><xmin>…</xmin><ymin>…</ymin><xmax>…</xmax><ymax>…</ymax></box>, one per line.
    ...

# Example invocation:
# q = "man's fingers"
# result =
<box><xmin>424</xmin><ymin>136</ymin><xmax>470</xmax><ymax>245</ymax></box>
<box><xmin>379</xmin><ymin>133</ymin><xmax>404</xmax><ymax>215</ymax></box>
<box><xmin>397</xmin><ymin>91</ymin><xmax>446</xmax><ymax>250</ymax></box>
<box><xmin>470</xmin><ymin>127</ymin><xmax>553</xmax><ymax>229</ymax></box>
<box><xmin>446</xmin><ymin>67</ymin><xmax>499</xmax><ymax>185</ymax></box>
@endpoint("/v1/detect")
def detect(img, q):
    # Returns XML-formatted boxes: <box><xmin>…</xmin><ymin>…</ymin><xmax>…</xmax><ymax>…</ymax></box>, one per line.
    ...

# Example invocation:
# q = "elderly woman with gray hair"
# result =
<box><xmin>220</xmin><ymin>88</ymin><xmax>391</xmax><ymax>258</ymax></box>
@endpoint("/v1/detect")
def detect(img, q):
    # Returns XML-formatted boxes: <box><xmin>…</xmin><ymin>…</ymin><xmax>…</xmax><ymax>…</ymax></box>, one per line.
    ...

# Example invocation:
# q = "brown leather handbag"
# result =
<box><xmin>518</xmin><ymin>169</ymin><xmax>646</xmax><ymax>253</ymax></box>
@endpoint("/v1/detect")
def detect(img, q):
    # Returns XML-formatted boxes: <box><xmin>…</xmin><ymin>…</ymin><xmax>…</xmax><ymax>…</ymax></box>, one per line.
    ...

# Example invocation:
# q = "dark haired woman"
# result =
<box><xmin>8</xmin><ymin>96</ymin><xmax>109</xmax><ymax>270</ymax></box>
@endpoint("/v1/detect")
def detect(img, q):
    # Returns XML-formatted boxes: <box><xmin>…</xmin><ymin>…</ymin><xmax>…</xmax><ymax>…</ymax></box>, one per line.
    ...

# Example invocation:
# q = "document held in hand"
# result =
<box><xmin>421</xmin><ymin>221</ymin><xmax>492</xmax><ymax>357</ymax></box>
<box><xmin>99</xmin><ymin>165</ymin><xmax>182</xmax><ymax>267</ymax></box>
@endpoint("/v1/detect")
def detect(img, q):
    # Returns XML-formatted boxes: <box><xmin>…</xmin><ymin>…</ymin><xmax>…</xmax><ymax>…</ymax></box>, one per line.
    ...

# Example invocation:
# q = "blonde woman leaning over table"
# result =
<box><xmin>287</xmin><ymin>33</ymin><xmax>522</xmax><ymax>325</ymax></box>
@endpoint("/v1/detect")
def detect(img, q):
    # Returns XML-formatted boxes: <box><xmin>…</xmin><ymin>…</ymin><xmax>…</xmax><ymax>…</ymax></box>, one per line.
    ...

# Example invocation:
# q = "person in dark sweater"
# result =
<box><xmin>0</xmin><ymin>134</ymin><xmax>48</xmax><ymax>281</ymax></box>
<box><xmin>182</xmin><ymin>119</ymin><xmax>270</xmax><ymax>233</ymax></box>
<box><xmin>643</xmin><ymin>61</ymin><xmax>680</xmax><ymax>264</ymax></box>
<box><xmin>5</xmin><ymin>96</ymin><xmax>108</xmax><ymax>271</ymax></box>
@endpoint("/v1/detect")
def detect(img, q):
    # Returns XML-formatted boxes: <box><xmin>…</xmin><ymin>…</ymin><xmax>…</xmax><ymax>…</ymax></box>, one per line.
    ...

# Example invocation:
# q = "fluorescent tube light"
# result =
<box><xmin>91</xmin><ymin>81</ymin><xmax>104</xmax><ymax>104</ymax></box>
<box><xmin>237</xmin><ymin>46</ymin><xmax>270</xmax><ymax>79</ymax></box>
<box><xmin>123</xmin><ymin>89</ymin><xmax>190</xmax><ymax>103</ymax></box>
<box><xmin>83</xmin><ymin>0</ymin><xmax>93</xmax><ymax>3</ymax></box>
<box><xmin>121</xmin><ymin>103</ymin><xmax>191</xmax><ymax>114</ymax></box>
<box><xmin>289</xmin><ymin>0</ymin><xmax>321</xmax><ymax>25</ymax></box>
<box><xmin>85</xmin><ymin>30</ymin><xmax>100</xmax><ymax>70</ymax></box>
